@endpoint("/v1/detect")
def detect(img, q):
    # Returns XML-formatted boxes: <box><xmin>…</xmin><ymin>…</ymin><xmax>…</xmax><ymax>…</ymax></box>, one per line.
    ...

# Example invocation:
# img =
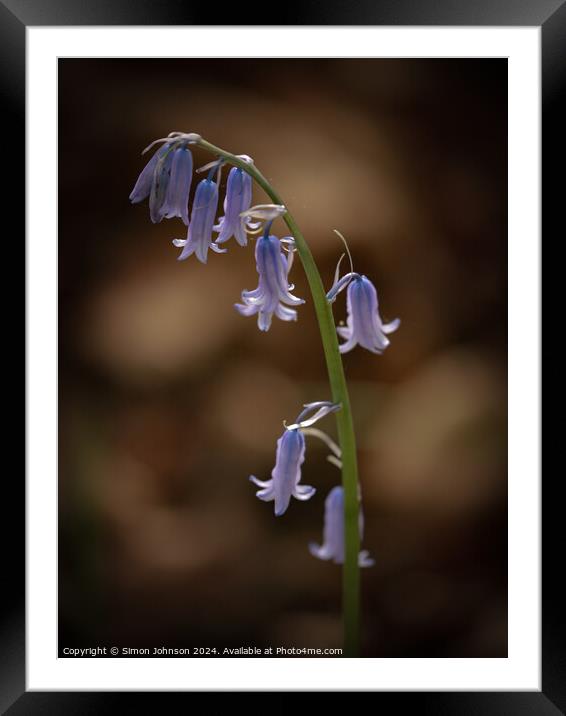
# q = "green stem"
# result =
<box><xmin>197</xmin><ymin>139</ymin><xmax>361</xmax><ymax>656</ymax></box>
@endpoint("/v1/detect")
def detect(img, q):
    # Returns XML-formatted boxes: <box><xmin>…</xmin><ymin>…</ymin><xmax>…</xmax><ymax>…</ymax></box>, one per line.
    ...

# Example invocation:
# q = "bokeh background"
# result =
<box><xmin>58</xmin><ymin>59</ymin><xmax>507</xmax><ymax>657</ymax></box>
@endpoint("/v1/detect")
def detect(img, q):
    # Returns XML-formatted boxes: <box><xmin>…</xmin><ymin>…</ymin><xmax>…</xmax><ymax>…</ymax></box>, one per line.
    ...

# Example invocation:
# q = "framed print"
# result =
<box><xmin>8</xmin><ymin>0</ymin><xmax>557</xmax><ymax>709</ymax></box>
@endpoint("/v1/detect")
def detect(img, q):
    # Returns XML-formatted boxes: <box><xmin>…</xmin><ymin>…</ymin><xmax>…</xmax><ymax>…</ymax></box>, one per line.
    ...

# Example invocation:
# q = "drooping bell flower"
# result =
<box><xmin>130</xmin><ymin>134</ymin><xmax>197</xmax><ymax>224</ymax></box>
<box><xmin>250</xmin><ymin>429</ymin><xmax>311</xmax><ymax>517</ymax></box>
<box><xmin>214</xmin><ymin>158</ymin><xmax>254</xmax><ymax>246</ymax></box>
<box><xmin>129</xmin><ymin>142</ymin><xmax>171</xmax><ymax>206</ymax></box>
<box><xmin>148</xmin><ymin>148</ymin><xmax>176</xmax><ymax>224</ymax></box>
<box><xmin>327</xmin><ymin>272</ymin><xmax>400</xmax><ymax>354</ymax></box>
<box><xmin>235</xmin><ymin>223</ymin><xmax>304</xmax><ymax>332</ymax></box>
<box><xmin>309</xmin><ymin>486</ymin><xmax>374</xmax><ymax>567</ymax></box>
<box><xmin>250</xmin><ymin>402</ymin><xmax>340</xmax><ymax>516</ymax></box>
<box><xmin>160</xmin><ymin>145</ymin><xmax>193</xmax><ymax>225</ymax></box>
<box><xmin>175</xmin><ymin>176</ymin><xmax>224</xmax><ymax>264</ymax></box>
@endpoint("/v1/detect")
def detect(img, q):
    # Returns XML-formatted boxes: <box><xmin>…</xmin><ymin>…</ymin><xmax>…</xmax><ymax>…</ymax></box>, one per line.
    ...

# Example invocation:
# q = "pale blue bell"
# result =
<box><xmin>176</xmin><ymin>177</ymin><xmax>223</xmax><ymax>264</ymax></box>
<box><xmin>129</xmin><ymin>142</ymin><xmax>171</xmax><ymax>206</ymax></box>
<box><xmin>309</xmin><ymin>486</ymin><xmax>374</xmax><ymax>567</ymax></box>
<box><xmin>249</xmin><ymin>401</ymin><xmax>340</xmax><ymax>516</ymax></box>
<box><xmin>214</xmin><ymin>162</ymin><xmax>253</xmax><ymax>246</ymax></box>
<box><xmin>161</xmin><ymin>146</ymin><xmax>193</xmax><ymax>225</ymax></box>
<box><xmin>235</xmin><ymin>227</ymin><xmax>304</xmax><ymax>331</ymax></box>
<box><xmin>130</xmin><ymin>142</ymin><xmax>194</xmax><ymax>225</ymax></box>
<box><xmin>327</xmin><ymin>272</ymin><xmax>399</xmax><ymax>354</ymax></box>
<box><xmin>250</xmin><ymin>429</ymin><xmax>314</xmax><ymax>517</ymax></box>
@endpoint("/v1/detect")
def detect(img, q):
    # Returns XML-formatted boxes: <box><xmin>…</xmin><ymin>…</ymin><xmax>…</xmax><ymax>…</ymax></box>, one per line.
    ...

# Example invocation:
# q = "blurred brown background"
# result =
<box><xmin>58</xmin><ymin>59</ymin><xmax>507</xmax><ymax>657</ymax></box>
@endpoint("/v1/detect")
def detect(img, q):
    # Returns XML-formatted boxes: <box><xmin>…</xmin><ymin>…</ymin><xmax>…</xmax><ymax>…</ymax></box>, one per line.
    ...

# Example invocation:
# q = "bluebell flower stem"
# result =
<box><xmin>197</xmin><ymin>138</ymin><xmax>361</xmax><ymax>656</ymax></box>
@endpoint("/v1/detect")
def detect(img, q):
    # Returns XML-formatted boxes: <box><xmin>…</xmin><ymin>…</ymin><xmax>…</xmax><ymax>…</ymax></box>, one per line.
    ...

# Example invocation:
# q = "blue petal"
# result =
<box><xmin>310</xmin><ymin>486</ymin><xmax>374</xmax><ymax>567</ymax></box>
<box><xmin>149</xmin><ymin>148</ymin><xmax>175</xmax><ymax>223</ymax></box>
<box><xmin>162</xmin><ymin>146</ymin><xmax>193</xmax><ymax>225</ymax></box>
<box><xmin>215</xmin><ymin>168</ymin><xmax>252</xmax><ymax>246</ymax></box>
<box><xmin>271</xmin><ymin>429</ymin><xmax>306</xmax><ymax>516</ymax></box>
<box><xmin>129</xmin><ymin>143</ymin><xmax>170</xmax><ymax>204</ymax></box>
<box><xmin>179</xmin><ymin>179</ymin><xmax>219</xmax><ymax>263</ymax></box>
<box><xmin>236</xmin><ymin>233</ymin><xmax>304</xmax><ymax>331</ymax></box>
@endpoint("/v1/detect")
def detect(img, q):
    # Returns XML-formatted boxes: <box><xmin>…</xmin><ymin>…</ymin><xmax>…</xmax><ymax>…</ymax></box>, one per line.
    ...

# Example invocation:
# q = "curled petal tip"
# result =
<box><xmin>210</xmin><ymin>243</ymin><xmax>228</xmax><ymax>254</ymax></box>
<box><xmin>294</xmin><ymin>485</ymin><xmax>316</xmax><ymax>501</ymax></box>
<box><xmin>359</xmin><ymin>551</ymin><xmax>375</xmax><ymax>568</ymax></box>
<box><xmin>309</xmin><ymin>542</ymin><xmax>329</xmax><ymax>561</ymax></box>
<box><xmin>240</xmin><ymin>204</ymin><xmax>286</xmax><ymax>221</ymax></box>
<box><xmin>383</xmin><ymin>317</ymin><xmax>401</xmax><ymax>333</ymax></box>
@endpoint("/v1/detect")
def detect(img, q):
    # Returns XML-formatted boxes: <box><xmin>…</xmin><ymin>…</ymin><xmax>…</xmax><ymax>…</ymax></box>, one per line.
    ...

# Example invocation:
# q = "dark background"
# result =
<box><xmin>58</xmin><ymin>58</ymin><xmax>507</xmax><ymax>657</ymax></box>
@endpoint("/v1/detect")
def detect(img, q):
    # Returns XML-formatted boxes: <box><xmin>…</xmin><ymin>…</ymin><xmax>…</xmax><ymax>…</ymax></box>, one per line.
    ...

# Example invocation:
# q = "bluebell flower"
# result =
<box><xmin>250</xmin><ymin>402</ymin><xmax>340</xmax><ymax>516</ymax></box>
<box><xmin>309</xmin><ymin>486</ymin><xmax>374</xmax><ymax>567</ymax></box>
<box><xmin>327</xmin><ymin>272</ymin><xmax>400</xmax><ymax>354</ymax></box>
<box><xmin>160</xmin><ymin>145</ymin><xmax>193</xmax><ymax>225</ymax></box>
<box><xmin>129</xmin><ymin>142</ymin><xmax>171</xmax><ymax>207</ymax></box>
<box><xmin>131</xmin><ymin>143</ymin><xmax>193</xmax><ymax>225</ymax></box>
<box><xmin>148</xmin><ymin>148</ymin><xmax>176</xmax><ymax>224</ymax></box>
<box><xmin>130</xmin><ymin>133</ymin><xmax>199</xmax><ymax>224</ymax></box>
<box><xmin>250</xmin><ymin>429</ymin><xmax>312</xmax><ymax>517</ymax></box>
<box><xmin>214</xmin><ymin>159</ymin><xmax>254</xmax><ymax>247</ymax></box>
<box><xmin>175</xmin><ymin>177</ymin><xmax>224</xmax><ymax>264</ymax></box>
<box><xmin>235</xmin><ymin>226</ymin><xmax>304</xmax><ymax>332</ymax></box>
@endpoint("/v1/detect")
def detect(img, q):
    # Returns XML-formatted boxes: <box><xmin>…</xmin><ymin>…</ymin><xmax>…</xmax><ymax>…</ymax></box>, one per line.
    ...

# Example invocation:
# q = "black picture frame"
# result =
<box><xmin>9</xmin><ymin>0</ymin><xmax>556</xmax><ymax>709</ymax></box>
